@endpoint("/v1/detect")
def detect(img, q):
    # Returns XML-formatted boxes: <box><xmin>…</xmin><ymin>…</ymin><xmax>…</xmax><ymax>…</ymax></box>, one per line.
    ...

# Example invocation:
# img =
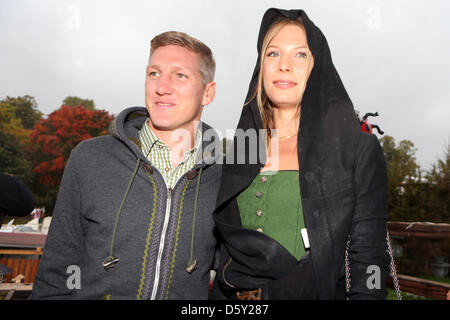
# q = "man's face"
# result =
<box><xmin>145</xmin><ymin>45</ymin><xmax>215</xmax><ymax>135</ymax></box>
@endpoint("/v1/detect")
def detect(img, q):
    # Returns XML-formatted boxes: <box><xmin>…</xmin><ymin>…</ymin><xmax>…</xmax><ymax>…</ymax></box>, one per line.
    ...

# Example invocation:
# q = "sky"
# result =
<box><xmin>1</xmin><ymin>0</ymin><xmax>449</xmax><ymax>171</ymax></box>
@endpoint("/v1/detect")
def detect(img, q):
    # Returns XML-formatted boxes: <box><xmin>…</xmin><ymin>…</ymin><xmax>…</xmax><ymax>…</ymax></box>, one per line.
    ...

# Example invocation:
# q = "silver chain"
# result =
<box><xmin>345</xmin><ymin>237</ymin><xmax>351</xmax><ymax>293</ymax></box>
<box><xmin>386</xmin><ymin>231</ymin><xmax>402</xmax><ymax>300</ymax></box>
<box><xmin>345</xmin><ymin>228</ymin><xmax>402</xmax><ymax>300</ymax></box>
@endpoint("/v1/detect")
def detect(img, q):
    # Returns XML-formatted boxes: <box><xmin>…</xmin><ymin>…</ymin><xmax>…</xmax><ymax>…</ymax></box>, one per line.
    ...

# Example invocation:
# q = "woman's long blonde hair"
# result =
<box><xmin>246</xmin><ymin>17</ymin><xmax>306</xmax><ymax>142</ymax></box>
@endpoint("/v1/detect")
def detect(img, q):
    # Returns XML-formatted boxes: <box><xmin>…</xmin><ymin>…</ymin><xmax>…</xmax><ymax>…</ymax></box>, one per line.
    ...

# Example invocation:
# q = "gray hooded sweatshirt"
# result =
<box><xmin>30</xmin><ymin>107</ymin><xmax>222</xmax><ymax>299</ymax></box>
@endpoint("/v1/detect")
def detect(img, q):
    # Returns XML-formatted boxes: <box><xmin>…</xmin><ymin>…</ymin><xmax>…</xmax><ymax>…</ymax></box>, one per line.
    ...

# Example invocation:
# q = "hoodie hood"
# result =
<box><xmin>109</xmin><ymin>106</ymin><xmax>221</xmax><ymax>167</ymax></box>
<box><xmin>214</xmin><ymin>8</ymin><xmax>361</xmax><ymax>297</ymax></box>
<box><xmin>109</xmin><ymin>106</ymin><xmax>148</xmax><ymax>159</ymax></box>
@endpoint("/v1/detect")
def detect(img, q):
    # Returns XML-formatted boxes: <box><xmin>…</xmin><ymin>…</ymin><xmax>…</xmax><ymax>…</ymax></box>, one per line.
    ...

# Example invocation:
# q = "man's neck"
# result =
<box><xmin>148</xmin><ymin>122</ymin><xmax>200</xmax><ymax>168</ymax></box>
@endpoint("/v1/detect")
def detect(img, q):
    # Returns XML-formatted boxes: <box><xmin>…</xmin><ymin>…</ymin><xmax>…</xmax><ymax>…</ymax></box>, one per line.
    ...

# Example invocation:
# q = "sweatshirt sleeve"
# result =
<box><xmin>29</xmin><ymin>149</ymin><xmax>84</xmax><ymax>299</ymax></box>
<box><xmin>347</xmin><ymin>133</ymin><xmax>390</xmax><ymax>300</ymax></box>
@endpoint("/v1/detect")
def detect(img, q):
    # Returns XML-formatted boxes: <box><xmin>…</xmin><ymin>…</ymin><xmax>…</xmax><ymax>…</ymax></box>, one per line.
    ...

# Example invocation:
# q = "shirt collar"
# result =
<box><xmin>140</xmin><ymin>118</ymin><xmax>202</xmax><ymax>157</ymax></box>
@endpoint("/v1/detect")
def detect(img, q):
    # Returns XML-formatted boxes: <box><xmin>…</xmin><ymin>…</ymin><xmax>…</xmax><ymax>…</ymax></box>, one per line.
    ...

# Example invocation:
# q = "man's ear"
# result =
<box><xmin>202</xmin><ymin>81</ymin><xmax>216</xmax><ymax>106</ymax></box>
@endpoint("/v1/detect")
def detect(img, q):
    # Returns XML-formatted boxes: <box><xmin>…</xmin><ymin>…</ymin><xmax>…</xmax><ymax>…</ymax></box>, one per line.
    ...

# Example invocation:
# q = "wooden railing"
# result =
<box><xmin>388</xmin><ymin>221</ymin><xmax>450</xmax><ymax>239</ymax></box>
<box><xmin>0</xmin><ymin>248</ymin><xmax>43</xmax><ymax>283</ymax></box>
<box><xmin>387</xmin><ymin>274</ymin><xmax>450</xmax><ymax>300</ymax></box>
<box><xmin>387</xmin><ymin>221</ymin><xmax>450</xmax><ymax>300</ymax></box>
<box><xmin>0</xmin><ymin>232</ymin><xmax>46</xmax><ymax>299</ymax></box>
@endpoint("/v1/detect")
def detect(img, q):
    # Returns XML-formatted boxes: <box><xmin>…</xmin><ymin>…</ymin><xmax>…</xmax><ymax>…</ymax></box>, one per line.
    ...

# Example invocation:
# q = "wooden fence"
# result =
<box><xmin>387</xmin><ymin>274</ymin><xmax>450</xmax><ymax>300</ymax></box>
<box><xmin>0</xmin><ymin>232</ymin><xmax>46</xmax><ymax>298</ymax></box>
<box><xmin>0</xmin><ymin>248</ymin><xmax>42</xmax><ymax>283</ymax></box>
<box><xmin>387</xmin><ymin>221</ymin><xmax>450</xmax><ymax>300</ymax></box>
<box><xmin>388</xmin><ymin>221</ymin><xmax>450</xmax><ymax>239</ymax></box>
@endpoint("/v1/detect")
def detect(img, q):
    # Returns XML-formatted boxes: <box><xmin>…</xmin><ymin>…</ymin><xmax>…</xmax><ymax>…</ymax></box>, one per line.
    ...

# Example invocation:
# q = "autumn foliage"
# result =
<box><xmin>29</xmin><ymin>105</ymin><xmax>113</xmax><ymax>187</ymax></box>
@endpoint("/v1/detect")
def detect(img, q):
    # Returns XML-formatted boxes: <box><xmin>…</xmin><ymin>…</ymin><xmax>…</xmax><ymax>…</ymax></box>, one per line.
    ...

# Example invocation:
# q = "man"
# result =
<box><xmin>30</xmin><ymin>31</ymin><xmax>222</xmax><ymax>299</ymax></box>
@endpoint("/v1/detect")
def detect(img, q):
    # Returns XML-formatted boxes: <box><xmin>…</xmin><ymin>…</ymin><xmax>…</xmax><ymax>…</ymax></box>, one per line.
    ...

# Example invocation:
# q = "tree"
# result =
<box><xmin>0</xmin><ymin>95</ymin><xmax>42</xmax><ymax>129</ymax></box>
<box><xmin>0</xmin><ymin>97</ymin><xmax>39</xmax><ymax>186</ymax></box>
<box><xmin>28</xmin><ymin>105</ymin><xmax>114</xmax><ymax>213</ymax></box>
<box><xmin>380</xmin><ymin>135</ymin><xmax>421</xmax><ymax>221</ymax></box>
<box><xmin>0</xmin><ymin>105</ymin><xmax>31</xmax><ymax>146</ymax></box>
<box><xmin>424</xmin><ymin>144</ymin><xmax>450</xmax><ymax>223</ymax></box>
<box><xmin>63</xmin><ymin>96</ymin><xmax>96</xmax><ymax>110</ymax></box>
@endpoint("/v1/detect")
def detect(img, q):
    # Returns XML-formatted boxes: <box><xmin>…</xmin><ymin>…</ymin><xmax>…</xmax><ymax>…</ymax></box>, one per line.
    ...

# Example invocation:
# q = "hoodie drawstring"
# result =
<box><xmin>102</xmin><ymin>149</ymin><xmax>204</xmax><ymax>273</ymax></box>
<box><xmin>103</xmin><ymin>139</ymin><xmax>159</xmax><ymax>270</ymax></box>
<box><xmin>185</xmin><ymin>167</ymin><xmax>203</xmax><ymax>273</ymax></box>
<box><xmin>102</xmin><ymin>157</ymin><xmax>142</xmax><ymax>270</ymax></box>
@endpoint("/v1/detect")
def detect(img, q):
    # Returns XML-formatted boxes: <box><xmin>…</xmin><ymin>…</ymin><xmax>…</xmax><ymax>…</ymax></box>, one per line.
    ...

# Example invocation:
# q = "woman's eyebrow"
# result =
<box><xmin>267</xmin><ymin>44</ymin><xmax>308</xmax><ymax>49</ymax></box>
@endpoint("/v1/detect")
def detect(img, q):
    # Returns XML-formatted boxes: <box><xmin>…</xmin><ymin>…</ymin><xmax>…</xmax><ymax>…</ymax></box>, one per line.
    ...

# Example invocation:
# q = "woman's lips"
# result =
<box><xmin>273</xmin><ymin>80</ymin><xmax>298</xmax><ymax>89</ymax></box>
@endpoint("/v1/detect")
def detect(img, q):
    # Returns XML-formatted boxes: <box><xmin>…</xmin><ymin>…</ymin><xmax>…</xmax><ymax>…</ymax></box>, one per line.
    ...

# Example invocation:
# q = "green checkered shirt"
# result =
<box><xmin>139</xmin><ymin>119</ymin><xmax>202</xmax><ymax>189</ymax></box>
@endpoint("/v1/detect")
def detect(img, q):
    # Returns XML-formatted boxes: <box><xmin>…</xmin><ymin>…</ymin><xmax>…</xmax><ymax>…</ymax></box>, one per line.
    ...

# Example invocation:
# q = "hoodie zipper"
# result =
<box><xmin>147</xmin><ymin>163</ymin><xmax>204</xmax><ymax>299</ymax></box>
<box><xmin>150</xmin><ymin>187</ymin><xmax>172</xmax><ymax>300</ymax></box>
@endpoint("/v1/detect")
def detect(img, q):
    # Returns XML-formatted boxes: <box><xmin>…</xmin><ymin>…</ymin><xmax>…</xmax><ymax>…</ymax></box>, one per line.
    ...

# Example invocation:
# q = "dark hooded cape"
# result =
<box><xmin>213</xmin><ymin>8</ymin><xmax>389</xmax><ymax>300</ymax></box>
<box><xmin>0</xmin><ymin>173</ymin><xmax>36</xmax><ymax>218</ymax></box>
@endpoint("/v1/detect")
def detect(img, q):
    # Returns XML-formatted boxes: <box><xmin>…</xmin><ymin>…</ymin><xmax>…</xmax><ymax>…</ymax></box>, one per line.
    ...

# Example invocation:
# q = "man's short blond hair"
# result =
<box><xmin>150</xmin><ymin>31</ymin><xmax>215</xmax><ymax>85</ymax></box>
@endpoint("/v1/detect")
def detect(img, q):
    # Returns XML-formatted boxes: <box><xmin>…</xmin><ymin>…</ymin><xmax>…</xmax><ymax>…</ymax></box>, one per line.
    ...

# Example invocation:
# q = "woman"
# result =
<box><xmin>212</xmin><ymin>8</ymin><xmax>390</xmax><ymax>300</ymax></box>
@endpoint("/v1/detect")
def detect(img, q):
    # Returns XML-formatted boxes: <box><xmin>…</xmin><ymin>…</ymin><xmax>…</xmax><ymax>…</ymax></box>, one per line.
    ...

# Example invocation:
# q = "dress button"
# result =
<box><xmin>165</xmin><ymin>167</ymin><xmax>170</xmax><ymax>172</ymax></box>
<box><xmin>256</xmin><ymin>227</ymin><xmax>263</xmax><ymax>233</ymax></box>
<box><xmin>255</xmin><ymin>192</ymin><xmax>263</xmax><ymax>198</ymax></box>
<box><xmin>260</xmin><ymin>176</ymin><xmax>268</xmax><ymax>183</ymax></box>
<box><xmin>159</xmin><ymin>145</ymin><xmax>163</xmax><ymax>149</ymax></box>
<box><xmin>305</xmin><ymin>172</ymin><xmax>315</xmax><ymax>182</ymax></box>
<box><xmin>256</xmin><ymin>210</ymin><xmax>262</xmax><ymax>217</ymax></box>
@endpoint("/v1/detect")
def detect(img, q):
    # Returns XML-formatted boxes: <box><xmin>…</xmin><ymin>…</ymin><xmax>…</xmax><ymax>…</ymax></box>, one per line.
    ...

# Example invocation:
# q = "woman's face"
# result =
<box><xmin>262</xmin><ymin>23</ymin><xmax>314</xmax><ymax>109</ymax></box>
